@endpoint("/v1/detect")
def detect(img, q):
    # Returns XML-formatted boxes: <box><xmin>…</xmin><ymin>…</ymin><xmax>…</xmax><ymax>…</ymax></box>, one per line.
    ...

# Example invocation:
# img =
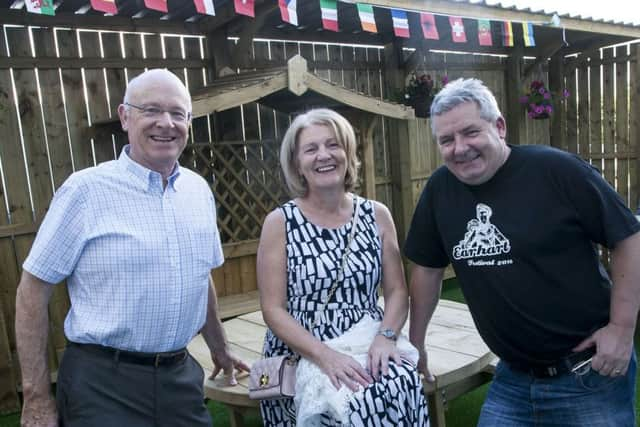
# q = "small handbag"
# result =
<box><xmin>248</xmin><ymin>354</ymin><xmax>298</xmax><ymax>400</ymax></box>
<box><xmin>248</xmin><ymin>197</ymin><xmax>361</xmax><ymax>400</ymax></box>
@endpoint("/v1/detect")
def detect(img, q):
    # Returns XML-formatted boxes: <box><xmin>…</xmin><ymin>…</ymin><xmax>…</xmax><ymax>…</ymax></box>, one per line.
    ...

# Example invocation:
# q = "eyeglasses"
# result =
<box><xmin>124</xmin><ymin>102</ymin><xmax>192</xmax><ymax>124</ymax></box>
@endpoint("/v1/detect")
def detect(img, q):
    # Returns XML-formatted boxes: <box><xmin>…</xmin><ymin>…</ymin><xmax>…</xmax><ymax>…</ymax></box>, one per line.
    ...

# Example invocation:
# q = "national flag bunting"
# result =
<box><xmin>391</xmin><ymin>9</ymin><xmax>410</xmax><ymax>38</ymax></box>
<box><xmin>420</xmin><ymin>13</ymin><xmax>439</xmax><ymax>40</ymax></box>
<box><xmin>91</xmin><ymin>0</ymin><xmax>117</xmax><ymax>14</ymax></box>
<box><xmin>449</xmin><ymin>16</ymin><xmax>466</xmax><ymax>43</ymax></box>
<box><xmin>477</xmin><ymin>19</ymin><xmax>492</xmax><ymax>46</ymax></box>
<box><xmin>194</xmin><ymin>0</ymin><xmax>215</xmax><ymax>16</ymax></box>
<box><xmin>502</xmin><ymin>21</ymin><xmax>514</xmax><ymax>46</ymax></box>
<box><xmin>235</xmin><ymin>0</ymin><xmax>255</xmax><ymax>17</ymax></box>
<box><xmin>144</xmin><ymin>0</ymin><xmax>167</xmax><ymax>12</ymax></box>
<box><xmin>320</xmin><ymin>0</ymin><xmax>338</xmax><ymax>32</ymax></box>
<box><xmin>522</xmin><ymin>22</ymin><xmax>535</xmax><ymax>47</ymax></box>
<box><xmin>356</xmin><ymin>4</ymin><xmax>377</xmax><ymax>33</ymax></box>
<box><xmin>279</xmin><ymin>0</ymin><xmax>297</xmax><ymax>25</ymax></box>
<box><xmin>25</xmin><ymin>0</ymin><xmax>55</xmax><ymax>15</ymax></box>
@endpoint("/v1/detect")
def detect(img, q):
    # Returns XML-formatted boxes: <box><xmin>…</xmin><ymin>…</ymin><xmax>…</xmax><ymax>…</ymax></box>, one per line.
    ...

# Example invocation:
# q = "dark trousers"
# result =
<box><xmin>56</xmin><ymin>343</ymin><xmax>211</xmax><ymax>427</ymax></box>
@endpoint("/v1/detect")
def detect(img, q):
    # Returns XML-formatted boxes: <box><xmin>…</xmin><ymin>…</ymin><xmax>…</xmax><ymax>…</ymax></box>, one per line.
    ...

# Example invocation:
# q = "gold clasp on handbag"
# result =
<box><xmin>259</xmin><ymin>373</ymin><xmax>269</xmax><ymax>387</ymax></box>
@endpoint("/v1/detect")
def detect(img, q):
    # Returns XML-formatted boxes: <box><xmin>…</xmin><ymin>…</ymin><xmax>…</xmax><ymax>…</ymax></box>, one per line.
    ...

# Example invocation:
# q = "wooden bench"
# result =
<box><xmin>189</xmin><ymin>299</ymin><xmax>495</xmax><ymax>427</ymax></box>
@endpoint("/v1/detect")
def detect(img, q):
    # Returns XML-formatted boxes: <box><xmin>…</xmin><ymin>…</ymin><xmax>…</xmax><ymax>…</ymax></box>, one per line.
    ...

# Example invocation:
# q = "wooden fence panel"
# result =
<box><xmin>0</xmin><ymin>28</ymin><xmax>22</xmax><ymax>414</ymax></box>
<box><xmin>631</xmin><ymin>45</ymin><xmax>640</xmax><ymax>210</ymax></box>
<box><xmin>616</xmin><ymin>46</ymin><xmax>630</xmax><ymax>206</ymax></box>
<box><xmin>57</xmin><ymin>29</ymin><xmax>93</xmax><ymax>171</ymax></box>
<box><xmin>99</xmin><ymin>32</ymin><xmax>128</xmax><ymax>154</ymax></box>
<box><xmin>577</xmin><ymin>62</ymin><xmax>590</xmax><ymax>157</ymax></box>
<box><xmin>80</xmin><ymin>31</ymin><xmax>113</xmax><ymax>163</ymax></box>
<box><xmin>565</xmin><ymin>65</ymin><xmax>578</xmax><ymax>155</ymax></box>
<box><xmin>602</xmin><ymin>48</ymin><xmax>616</xmax><ymax>188</ymax></box>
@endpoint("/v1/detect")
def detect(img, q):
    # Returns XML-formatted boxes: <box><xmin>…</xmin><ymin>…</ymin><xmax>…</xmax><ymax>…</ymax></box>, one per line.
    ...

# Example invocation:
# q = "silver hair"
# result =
<box><xmin>430</xmin><ymin>78</ymin><xmax>502</xmax><ymax>136</ymax></box>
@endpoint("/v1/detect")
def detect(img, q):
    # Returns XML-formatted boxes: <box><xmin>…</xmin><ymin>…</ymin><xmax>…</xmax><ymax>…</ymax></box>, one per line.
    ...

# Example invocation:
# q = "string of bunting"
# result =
<box><xmin>24</xmin><ymin>0</ymin><xmax>567</xmax><ymax>48</ymax></box>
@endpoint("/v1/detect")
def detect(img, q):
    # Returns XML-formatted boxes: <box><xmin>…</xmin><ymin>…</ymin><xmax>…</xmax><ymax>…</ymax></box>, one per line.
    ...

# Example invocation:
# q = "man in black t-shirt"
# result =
<box><xmin>405</xmin><ymin>78</ymin><xmax>640</xmax><ymax>426</ymax></box>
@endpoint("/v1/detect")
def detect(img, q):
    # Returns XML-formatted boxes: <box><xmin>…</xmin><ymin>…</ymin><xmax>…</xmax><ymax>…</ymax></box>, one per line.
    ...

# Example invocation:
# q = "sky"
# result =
<box><xmin>484</xmin><ymin>0</ymin><xmax>640</xmax><ymax>26</ymax></box>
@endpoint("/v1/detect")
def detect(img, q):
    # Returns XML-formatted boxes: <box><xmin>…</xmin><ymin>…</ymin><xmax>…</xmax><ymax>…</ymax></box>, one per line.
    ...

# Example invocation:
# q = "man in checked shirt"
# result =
<box><xmin>15</xmin><ymin>69</ymin><xmax>249</xmax><ymax>427</ymax></box>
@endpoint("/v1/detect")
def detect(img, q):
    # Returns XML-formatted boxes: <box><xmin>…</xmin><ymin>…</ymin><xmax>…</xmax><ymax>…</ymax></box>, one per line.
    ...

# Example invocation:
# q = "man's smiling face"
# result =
<box><xmin>433</xmin><ymin>101</ymin><xmax>509</xmax><ymax>186</ymax></box>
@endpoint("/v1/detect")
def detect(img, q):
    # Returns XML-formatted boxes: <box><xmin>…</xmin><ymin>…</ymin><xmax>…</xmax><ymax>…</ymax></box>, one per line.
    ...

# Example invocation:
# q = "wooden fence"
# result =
<box><xmin>0</xmin><ymin>22</ymin><xmax>637</xmax><ymax>413</ymax></box>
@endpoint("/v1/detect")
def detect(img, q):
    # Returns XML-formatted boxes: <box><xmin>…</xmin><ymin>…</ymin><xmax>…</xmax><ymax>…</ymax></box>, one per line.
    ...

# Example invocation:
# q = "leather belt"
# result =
<box><xmin>509</xmin><ymin>347</ymin><xmax>596</xmax><ymax>378</ymax></box>
<box><xmin>68</xmin><ymin>342</ymin><xmax>188</xmax><ymax>367</ymax></box>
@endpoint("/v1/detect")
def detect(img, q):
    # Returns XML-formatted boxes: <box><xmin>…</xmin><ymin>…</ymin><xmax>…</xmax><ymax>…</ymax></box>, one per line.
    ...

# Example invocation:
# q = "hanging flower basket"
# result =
<box><xmin>402</xmin><ymin>73</ymin><xmax>448</xmax><ymax>118</ymax></box>
<box><xmin>520</xmin><ymin>80</ymin><xmax>569</xmax><ymax>120</ymax></box>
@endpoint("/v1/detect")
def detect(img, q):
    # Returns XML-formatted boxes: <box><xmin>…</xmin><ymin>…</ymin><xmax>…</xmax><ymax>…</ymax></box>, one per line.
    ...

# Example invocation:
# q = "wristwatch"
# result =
<box><xmin>377</xmin><ymin>328</ymin><xmax>398</xmax><ymax>341</ymax></box>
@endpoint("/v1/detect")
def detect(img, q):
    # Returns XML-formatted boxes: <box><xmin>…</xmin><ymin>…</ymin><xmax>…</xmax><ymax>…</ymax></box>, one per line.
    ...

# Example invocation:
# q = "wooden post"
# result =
<box><xmin>384</xmin><ymin>43</ymin><xmax>414</xmax><ymax>244</ymax></box>
<box><xmin>359</xmin><ymin>115</ymin><xmax>377</xmax><ymax>200</ymax></box>
<box><xmin>549</xmin><ymin>52</ymin><xmax>566</xmax><ymax>150</ymax></box>
<box><xmin>505</xmin><ymin>48</ymin><xmax>523</xmax><ymax>145</ymax></box>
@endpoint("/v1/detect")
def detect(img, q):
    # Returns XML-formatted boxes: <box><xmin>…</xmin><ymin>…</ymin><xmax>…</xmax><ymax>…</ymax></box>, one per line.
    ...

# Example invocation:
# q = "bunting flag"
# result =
<box><xmin>420</xmin><ymin>13</ymin><xmax>439</xmax><ymax>40</ymax></box>
<box><xmin>477</xmin><ymin>19</ymin><xmax>492</xmax><ymax>46</ymax></box>
<box><xmin>234</xmin><ymin>0</ymin><xmax>255</xmax><ymax>17</ymax></box>
<box><xmin>449</xmin><ymin>16</ymin><xmax>467</xmax><ymax>43</ymax></box>
<box><xmin>194</xmin><ymin>0</ymin><xmax>215</xmax><ymax>16</ymax></box>
<box><xmin>320</xmin><ymin>0</ymin><xmax>338</xmax><ymax>32</ymax></box>
<box><xmin>279</xmin><ymin>0</ymin><xmax>297</xmax><ymax>25</ymax></box>
<box><xmin>144</xmin><ymin>0</ymin><xmax>167</xmax><ymax>12</ymax></box>
<box><xmin>25</xmin><ymin>0</ymin><xmax>55</xmax><ymax>15</ymax></box>
<box><xmin>502</xmin><ymin>21</ymin><xmax>514</xmax><ymax>46</ymax></box>
<box><xmin>391</xmin><ymin>9</ymin><xmax>410</xmax><ymax>38</ymax></box>
<box><xmin>91</xmin><ymin>0</ymin><xmax>117</xmax><ymax>14</ymax></box>
<box><xmin>356</xmin><ymin>4</ymin><xmax>377</xmax><ymax>33</ymax></box>
<box><xmin>522</xmin><ymin>22</ymin><xmax>536</xmax><ymax>47</ymax></box>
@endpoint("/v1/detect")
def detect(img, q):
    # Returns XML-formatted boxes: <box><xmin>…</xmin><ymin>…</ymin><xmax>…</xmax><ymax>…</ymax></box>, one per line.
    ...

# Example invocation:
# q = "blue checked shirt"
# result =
<box><xmin>24</xmin><ymin>146</ymin><xmax>224</xmax><ymax>352</ymax></box>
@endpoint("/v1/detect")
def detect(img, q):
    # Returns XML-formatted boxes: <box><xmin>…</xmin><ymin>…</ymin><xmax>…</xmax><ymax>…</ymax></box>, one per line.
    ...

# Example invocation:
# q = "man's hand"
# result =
<box><xmin>416</xmin><ymin>347</ymin><xmax>436</xmax><ymax>383</ymax></box>
<box><xmin>20</xmin><ymin>395</ymin><xmax>57</xmax><ymax>427</ymax></box>
<box><xmin>209</xmin><ymin>348</ymin><xmax>250</xmax><ymax>386</ymax></box>
<box><xmin>573</xmin><ymin>322</ymin><xmax>635</xmax><ymax>377</ymax></box>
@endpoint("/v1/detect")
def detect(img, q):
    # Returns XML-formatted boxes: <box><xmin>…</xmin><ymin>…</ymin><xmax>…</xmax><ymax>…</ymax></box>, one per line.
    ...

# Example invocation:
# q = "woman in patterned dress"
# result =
<box><xmin>256</xmin><ymin>108</ymin><xmax>429</xmax><ymax>426</ymax></box>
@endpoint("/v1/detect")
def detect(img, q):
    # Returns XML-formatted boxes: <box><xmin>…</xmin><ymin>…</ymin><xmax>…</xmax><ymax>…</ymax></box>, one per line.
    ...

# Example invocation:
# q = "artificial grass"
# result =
<box><xmin>2</xmin><ymin>279</ymin><xmax>638</xmax><ymax>426</ymax></box>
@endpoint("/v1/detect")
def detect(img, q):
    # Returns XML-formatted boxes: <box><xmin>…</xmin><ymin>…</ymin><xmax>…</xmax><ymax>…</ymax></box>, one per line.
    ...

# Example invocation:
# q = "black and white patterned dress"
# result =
<box><xmin>260</xmin><ymin>196</ymin><xmax>429</xmax><ymax>426</ymax></box>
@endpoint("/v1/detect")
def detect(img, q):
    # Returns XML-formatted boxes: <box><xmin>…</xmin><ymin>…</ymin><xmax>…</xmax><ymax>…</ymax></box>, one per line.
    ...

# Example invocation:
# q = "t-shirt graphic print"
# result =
<box><xmin>453</xmin><ymin>203</ymin><xmax>511</xmax><ymax>265</ymax></box>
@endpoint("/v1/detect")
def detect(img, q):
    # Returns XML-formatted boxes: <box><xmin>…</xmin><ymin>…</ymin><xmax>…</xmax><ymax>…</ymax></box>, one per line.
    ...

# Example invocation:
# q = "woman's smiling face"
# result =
<box><xmin>296</xmin><ymin>124</ymin><xmax>347</xmax><ymax>193</ymax></box>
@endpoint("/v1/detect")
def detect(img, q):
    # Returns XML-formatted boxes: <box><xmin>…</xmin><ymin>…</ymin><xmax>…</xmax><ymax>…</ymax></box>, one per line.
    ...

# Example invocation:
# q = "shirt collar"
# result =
<box><xmin>118</xmin><ymin>145</ymin><xmax>181</xmax><ymax>191</ymax></box>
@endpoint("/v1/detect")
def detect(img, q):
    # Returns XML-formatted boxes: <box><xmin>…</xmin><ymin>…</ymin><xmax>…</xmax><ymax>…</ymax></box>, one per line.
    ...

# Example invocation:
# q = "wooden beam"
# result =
<box><xmin>0</xmin><ymin>57</ymin><xmax>206</xmax><ymax>70</ymax></box>
<box><xmin>505</xmin><ymin>48</ymin><xmax>523</xmax><ymax>145</ymax></box>
<box><xmin>192</xmin><ymin>74</ymin><xmax>288</xmax><ymax>116</ymax></box>
<box><xmin>360</xmin><ymin>117</ymin><xmax>378</xmax><ymax>200</ymax></box>
<box><xmin>2</xmin><ymin>8</ymin><xmax>202</xmax><ymax>35</ymax></box>
<box><xmin>304</xmin><ymin>72</ymin><xmax>414</xmax><ymax>119</ymax></box>
<box><xmin>353</xmin><ymin>0</ymin><xmax>640</xmax><ymax>38</ymax></box>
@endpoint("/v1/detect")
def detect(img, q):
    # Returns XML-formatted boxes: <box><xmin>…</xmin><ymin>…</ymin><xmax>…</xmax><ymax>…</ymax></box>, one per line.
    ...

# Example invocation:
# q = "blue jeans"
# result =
<box><xmin>478</xmin><ymin>352</ymin><xmax>637</xmax><ymax>427</ymax></box>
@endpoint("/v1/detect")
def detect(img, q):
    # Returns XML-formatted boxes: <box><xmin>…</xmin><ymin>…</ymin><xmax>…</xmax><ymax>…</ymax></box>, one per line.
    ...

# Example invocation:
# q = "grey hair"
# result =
<box><xmin>279</xmin><ymin>108</ymin><xmax>360</xmax><ymax>198</ymax></box>
<box><xmin>430</xmin><ymin>78</ymin><xmax>502</xmax><ymax>136</ymax></box>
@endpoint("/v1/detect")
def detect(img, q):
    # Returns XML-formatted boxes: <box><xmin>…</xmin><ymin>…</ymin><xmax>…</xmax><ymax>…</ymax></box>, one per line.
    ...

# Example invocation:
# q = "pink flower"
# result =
<box><xmin>528</xmin><ymin>111</ymin><xmax>535</xmax><ymax>118</ymax></box>
<box><xmin>562</xmin><ymin>89</ymin><xmax>570</xmax><ymax>98</ymax></box>
<box><xmin>543</xmin><ymin>92</ymin><xmax>551</xmax><ymax>100</ymax></box>
<box><xmin>535</xmin><ymin>106</ymin><xmax>544</xmax><ymax>114</ymax></box>
<box><xmin>538</xmin><ymin>87</ymin><xmax>546</xmax><ymax>95</ymax></box>
<box><xmin>545</xmin><ymin>105</ymin><xmax>553</xmax><ymax>114</ymax></box>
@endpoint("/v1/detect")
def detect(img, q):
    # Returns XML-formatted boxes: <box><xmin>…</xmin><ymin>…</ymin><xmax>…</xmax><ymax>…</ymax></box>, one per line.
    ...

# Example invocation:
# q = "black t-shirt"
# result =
<box><xmin>404</xmin><ymin>145</ymin><xmax>640</xmax><ymax>366</ymax></box>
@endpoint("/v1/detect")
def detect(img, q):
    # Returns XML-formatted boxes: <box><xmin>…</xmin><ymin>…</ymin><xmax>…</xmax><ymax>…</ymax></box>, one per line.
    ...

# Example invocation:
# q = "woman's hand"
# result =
<box><xmin>368</xmin><ymin>335</ymin><xmax>402</xmax><ymax>380</ymax></box>
<box><xmin>317</xmin><ymin>347</ymin><xmax>373</xmax><ymax>391</ymax></box>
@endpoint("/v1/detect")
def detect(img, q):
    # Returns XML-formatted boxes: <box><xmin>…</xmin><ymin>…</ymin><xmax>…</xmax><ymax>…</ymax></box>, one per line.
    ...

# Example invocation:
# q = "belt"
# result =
<box><xmin>509</xmin><ymin>347</ymin><xmax>596</xmax><ymax>378</ymax></box>
<box><xmin>68</xmin><ymin>342</ymin><xmax>188</xmax><ymax>367</ymax></box>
